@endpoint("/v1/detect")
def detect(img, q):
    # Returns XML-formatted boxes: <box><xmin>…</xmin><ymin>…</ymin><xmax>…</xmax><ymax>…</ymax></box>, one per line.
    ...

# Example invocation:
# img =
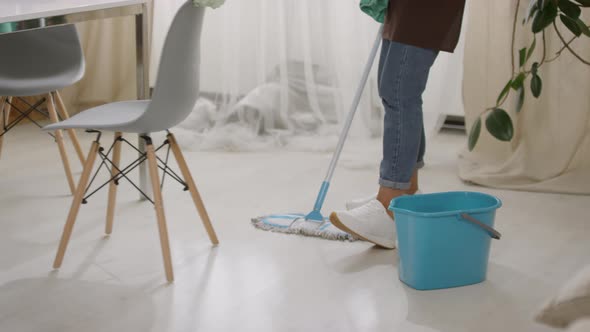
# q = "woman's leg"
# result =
<box><xmin>329</xmin><ymin>40</ymin><xmax>438</xmax><ymax>249</ymax></box>
<box><xmin>377</xmin><ymin>40</ymin><xmax>438</xmax><ymax>212</ymax></box>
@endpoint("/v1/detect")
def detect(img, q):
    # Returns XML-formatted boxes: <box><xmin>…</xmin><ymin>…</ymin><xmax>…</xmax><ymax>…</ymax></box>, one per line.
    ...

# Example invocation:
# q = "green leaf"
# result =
<box><xmin>532</xmin><ymin>1</ymin><xmax>558</xmax><ymax>33</ymax></box>
<box><xmin>486</xmin><ymin>108</ymin><xmax>514</xmax><ymax>142</ymax></box>
<box><xmin>576</xmin><ymin>18</ymin><xmax>590</xmax><ymax>37</ymax></box>
<box><xmin>468</xmin><ymin>117</ymin><xmax>482</xmax><ymax>151</ymax></box>
<box><xmin>516</xmin><ymin>87</ymin><xmax>525</xmax><ymax>113</ymax></box>
<box><xmin>560</xmin><ymin>14</ymin><xmax>583</xmax><ymax>36</ymax></box>
<box><xmin>558</xmin><ymin>0</ymin><xmax>582</xmax><ymax>18</ymax></box>
<box><xmin>519</xmin><ymin>47</ymin><xmax>527</xmax><ymax>67</ymax></box>
<box><xmin>532</xmin><ymin>62</ymin><xmax>540</xmax><ymax>75</ymax></box>
<box><xmin>531</xmin><ymin>73</ymin><xmax>543</xmax><ymax>98</ymax></box>
<box><xmin>511</xmin><ymin>73</ymin><xmax>526</xmax><ymax>90</ymax></box>
<box><xmin>525</xmin><ymin>2</ymin><xmax>539</xmax><ymax>24</ymax></box>
<box><xmin>497</xmin><ymin>80</ymin><xmax>512</xmax><ymax>105</ymax></box>
<box><xmin>526</xmin><ymin>37</ymin><xmax>537</xmax><ymax>61</ymax></box>
<box><xmin>572</xmin><ymin>0</ymin><xmax>590</xmax><ymax>7</ymax></box>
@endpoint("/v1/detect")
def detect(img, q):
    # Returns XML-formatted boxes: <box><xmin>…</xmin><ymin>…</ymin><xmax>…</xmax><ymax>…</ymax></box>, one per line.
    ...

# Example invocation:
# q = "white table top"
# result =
<box><xmin>0</xmin><ymin>0</ymin><xmax>147</xmax><ymax>24</ymax></box>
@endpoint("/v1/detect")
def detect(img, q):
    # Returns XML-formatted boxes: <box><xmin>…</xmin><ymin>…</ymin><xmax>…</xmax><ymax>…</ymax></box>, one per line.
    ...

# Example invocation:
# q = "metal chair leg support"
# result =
<box><xmin>82</xmin><ymin>138</ymin><xmax>188</xmax><ymax>205</ymax></box>
<box><xmin>83</xmin><ymin>141</ymin><xmax>121</xmax><ymax>203</ymax></box>
<box><xmin>0</xmin><ymin>98</ymin><xmax>48</xmax><ymax>136</ymax></box>
<box><xmin>12</xmin><ymin>97</ymin><xmax>49</xmax><ymax>123</ymax></box>
<box><xmin>88</xmin><ymin>149</ymin><xmax>153</xmax><ymax>203</ymax></box>
<box><xmin>120</xmin><ymin>137</ymin><xmax>187</xmax><ymax>184</ymax></box>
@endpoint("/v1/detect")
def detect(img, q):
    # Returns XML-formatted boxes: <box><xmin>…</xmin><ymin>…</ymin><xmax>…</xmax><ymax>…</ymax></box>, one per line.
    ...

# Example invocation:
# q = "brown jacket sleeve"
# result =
<box><xmin>383</xmin><ymin>0</ymin><xmax>467</xmax><ymax>53</ymax></box>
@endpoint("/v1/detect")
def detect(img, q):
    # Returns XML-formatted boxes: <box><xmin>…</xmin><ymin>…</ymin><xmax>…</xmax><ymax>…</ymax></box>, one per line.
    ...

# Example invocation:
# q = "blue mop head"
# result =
<box><xmin>251</xmin><ymin>213</ymin><xmax>357</xmax><ymax>242</ymax></box>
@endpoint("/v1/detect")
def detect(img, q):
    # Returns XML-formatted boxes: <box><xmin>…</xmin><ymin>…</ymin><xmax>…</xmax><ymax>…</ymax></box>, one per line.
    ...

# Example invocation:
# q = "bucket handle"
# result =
<box><xmin>460</xmin><ymin>213</ymin><xmax>501</xmax><ymax>240</ymax></box>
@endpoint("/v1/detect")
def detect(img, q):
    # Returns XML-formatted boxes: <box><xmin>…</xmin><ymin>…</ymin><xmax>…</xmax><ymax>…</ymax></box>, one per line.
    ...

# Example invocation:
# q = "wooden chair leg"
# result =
<box><xmin>105</xmin><ymin>132</ymin><xmax>122</xmax><ymax>235</ymax></box>
<box><xmin>167</xmin><ymin>133</ymin><xmax>219</xmax><ymax>245</ymax></box>
<box><xmin>53</xmin><ymin>140</ymin><xmax>100</xmax><ymax>269</ymax></box>
<box><xmin>47</xmin><ymin>94</ymin><xmax>76</xmax><ymax>195</ymax></box>
<box><xmin>146</xmin><ymin>139</ymin><xmax>174</xmax><ymax>282</ymax></box>
<box><xmin>0</xmin><ymin>96</ymin><xmax>12</xmax><ymax>159</ymax></box>
<box><xmin>0</xmin><ymin>97</ymin><xmax>5</xmax><ymax>159</ymax></box>
<box><xmin>54</xmin><ymin>91</ymin><xmax>85</xmax><ymax>165</ymax></box>
<box><xmin>4</xmin><ymin>96</ymin><xmax>12</xmax><ymax>123</ymax></box>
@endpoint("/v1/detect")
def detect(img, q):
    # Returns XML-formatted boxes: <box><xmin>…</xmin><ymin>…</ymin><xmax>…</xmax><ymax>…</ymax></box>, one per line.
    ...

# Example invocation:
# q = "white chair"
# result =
<box><xmin>0</xmin><ymin>24</ymin><xmax>86</xmax><ymax>194</ymax></box>
<box><xmin>44</xmin><ymin>1</ymin><xmax>219</xmax><ymax>282</ymax></box>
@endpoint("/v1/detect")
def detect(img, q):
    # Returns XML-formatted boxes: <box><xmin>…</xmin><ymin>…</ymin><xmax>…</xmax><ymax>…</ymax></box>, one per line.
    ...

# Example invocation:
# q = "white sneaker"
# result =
<box><xmin>330</xmin><ymin>199</ymin><xmax>396</xmax><ymax>249</ymax></box>
<box><xmin>345</xmin><ymin>194</ymin><xmax>377</xmax><ymax>210</ymax></box>
<box><xmin>346</xmin><ymin>190</ymin><xmax>422</xmax><ymax>210</ymax></box>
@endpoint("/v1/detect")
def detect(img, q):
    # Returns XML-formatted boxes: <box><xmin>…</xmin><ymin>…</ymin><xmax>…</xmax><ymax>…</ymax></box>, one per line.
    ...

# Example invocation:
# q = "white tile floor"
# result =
<box><xmin>0</xmin><ymin>124</ymin><xmax>588</xmax><ymax>332</ymax></box>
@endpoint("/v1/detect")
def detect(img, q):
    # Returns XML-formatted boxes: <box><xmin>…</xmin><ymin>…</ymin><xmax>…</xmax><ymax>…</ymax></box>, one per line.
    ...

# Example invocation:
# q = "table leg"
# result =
<box><xmin>136</xmin><ymin>3</ymin><xmax>151</xmax><ymax>200</ymax></box>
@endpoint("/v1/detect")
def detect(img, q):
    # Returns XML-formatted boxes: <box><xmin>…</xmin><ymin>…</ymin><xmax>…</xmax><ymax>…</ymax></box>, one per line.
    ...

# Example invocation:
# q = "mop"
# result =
<box><xmin>251</xmin><ymin>25</ymin><xmax>383</xmax><ymax>241</ymax></box>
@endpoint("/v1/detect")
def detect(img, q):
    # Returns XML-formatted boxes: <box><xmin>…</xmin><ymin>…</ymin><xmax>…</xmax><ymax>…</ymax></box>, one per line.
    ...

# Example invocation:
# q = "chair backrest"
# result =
<box><xmin>0</xmin><ymin>24</ymin><xmax>84</xmax><ymax>91</ymax></box>
<box><xmin>130</xmin><ymin>1</ymin><xmax>205</xmax><ymax>133</ymax></box>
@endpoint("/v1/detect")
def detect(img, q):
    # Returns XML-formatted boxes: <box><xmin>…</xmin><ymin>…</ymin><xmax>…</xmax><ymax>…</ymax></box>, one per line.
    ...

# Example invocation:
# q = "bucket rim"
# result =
<box><xmin>389</xmin><ymin>191</ymin><xmax>502</xmax><ymax>218</ymax></box>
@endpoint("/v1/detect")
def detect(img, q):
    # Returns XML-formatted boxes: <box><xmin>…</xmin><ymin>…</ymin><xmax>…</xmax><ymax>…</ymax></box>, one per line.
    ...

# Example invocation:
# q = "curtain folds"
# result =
<box><xmin>459</xmin><ymin>0</ymin><xmax>590</xmax><ymax>194</ymax></box>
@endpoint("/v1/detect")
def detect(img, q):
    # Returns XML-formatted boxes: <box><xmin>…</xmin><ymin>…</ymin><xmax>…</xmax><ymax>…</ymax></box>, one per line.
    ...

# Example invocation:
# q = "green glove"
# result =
<box><xmin>359</xmin><ymin>0</ymin><xmax>388</xmax><ymax>23</ymax></box>
<box><xmin>0</xmin><ymin>23</ymin><xmax>15</xmax><ymax>33</ymax></box>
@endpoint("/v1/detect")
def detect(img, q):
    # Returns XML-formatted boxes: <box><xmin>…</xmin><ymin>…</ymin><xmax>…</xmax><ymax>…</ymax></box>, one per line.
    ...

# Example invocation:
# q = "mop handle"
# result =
<box><xmin>324</xmin><ymin>25</ymin><xmax>383</xmax><ymax>182</ymax></box>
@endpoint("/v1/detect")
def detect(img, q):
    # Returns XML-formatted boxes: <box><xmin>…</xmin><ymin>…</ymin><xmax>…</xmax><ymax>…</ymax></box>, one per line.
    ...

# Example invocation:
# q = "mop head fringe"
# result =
<box><xmin>251</xmin><ymin>214</ymin><xmax>358</xmax><ymax>242</ymax></box>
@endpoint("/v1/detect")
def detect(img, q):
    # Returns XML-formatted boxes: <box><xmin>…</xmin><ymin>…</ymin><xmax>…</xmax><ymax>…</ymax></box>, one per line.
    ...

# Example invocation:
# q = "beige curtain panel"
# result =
<box><xmin>59</xmin><ymin>16</ymin><xmax>141</xmax><ymax>114</ymax></box>
<box><xmin>460</xmin><ymin>0</ymin><xmax>590</xmax><ymax>195</ymax></box>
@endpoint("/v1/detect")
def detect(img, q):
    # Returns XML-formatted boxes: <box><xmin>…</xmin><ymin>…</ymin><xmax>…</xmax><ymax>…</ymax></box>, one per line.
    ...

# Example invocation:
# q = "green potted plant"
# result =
<box><xmin>468</xmin><ymin>0</ymin><xmax>590</xmax><ymax>151</ymax></box>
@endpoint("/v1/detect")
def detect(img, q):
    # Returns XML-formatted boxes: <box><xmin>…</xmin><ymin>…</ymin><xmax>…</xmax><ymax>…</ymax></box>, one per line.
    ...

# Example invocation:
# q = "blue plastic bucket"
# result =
<box><xmin>389</xmin><ymin>191</ymin><xmax>502</xmax><ymax>290</ymax></box>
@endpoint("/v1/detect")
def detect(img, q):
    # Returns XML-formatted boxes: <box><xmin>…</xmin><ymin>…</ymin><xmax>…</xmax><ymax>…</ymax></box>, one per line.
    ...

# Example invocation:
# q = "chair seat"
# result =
<box><xmin>44</xmin><ymin>100</ymin><xmax>149</xmax><ymax>133</ymax></box>
<box><xmin>0</xmin><ymin>70</ymin><xmax>84</xmax><ymax>97</ymax></box>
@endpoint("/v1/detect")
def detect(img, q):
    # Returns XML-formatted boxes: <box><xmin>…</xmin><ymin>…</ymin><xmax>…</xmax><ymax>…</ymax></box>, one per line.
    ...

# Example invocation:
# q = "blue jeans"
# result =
<box><xmin>378</xmin><ymin>39</ymin><xmax>438</xmax><ymax>190</ymax></box>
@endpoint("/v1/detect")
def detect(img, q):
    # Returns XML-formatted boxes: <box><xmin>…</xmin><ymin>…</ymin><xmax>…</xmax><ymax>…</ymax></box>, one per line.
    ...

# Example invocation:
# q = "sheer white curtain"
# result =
<box><xmin>150</xmin><ymin>0</ymin><xmax>466</xmax><ymax>151</ymax></box>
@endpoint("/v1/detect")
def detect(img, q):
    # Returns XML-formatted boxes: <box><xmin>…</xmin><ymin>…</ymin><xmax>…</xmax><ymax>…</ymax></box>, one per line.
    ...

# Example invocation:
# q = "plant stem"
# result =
<box><xmin>553</xmin><ymin>22</ymin><xmax>590</xmax><ymax>65</ymax></box>
<box><xmin>496</xmin><ymin>0</ymin><xmax>524</xmax><ymax>109</ymax></box>
<box><xmin>511</xmin><ymin>0</ymin><xmax>522</xmax><ymax>75</ymax></box>
<box><xmin>547</xmin><ymin>34</ymin><xmax>577</xmax><ymax>62</ymax></box>
<box><xmin>541</xmin><ymin>29</ymin><xmax>547</xmax><ymax>64</ymax></box>
<box><xmin>479</xmin><ymin>0</ymin><xmax>522</xmax><ymax>118</ymax></box>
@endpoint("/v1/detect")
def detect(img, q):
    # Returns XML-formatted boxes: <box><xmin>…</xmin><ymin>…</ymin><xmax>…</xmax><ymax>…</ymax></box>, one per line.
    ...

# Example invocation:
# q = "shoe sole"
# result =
<box><xmin>329</xmin><ymin>212</ymin><xmax>396</xmax><ymax>249</ymax></box>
